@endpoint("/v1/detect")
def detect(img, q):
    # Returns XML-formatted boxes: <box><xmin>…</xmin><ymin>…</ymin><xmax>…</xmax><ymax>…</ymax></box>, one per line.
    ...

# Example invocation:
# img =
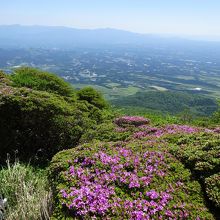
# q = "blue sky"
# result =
<box><xmin>0</xmin><ymin>0</ymin><xmax>220</xmax><ymax>37</ymax></box>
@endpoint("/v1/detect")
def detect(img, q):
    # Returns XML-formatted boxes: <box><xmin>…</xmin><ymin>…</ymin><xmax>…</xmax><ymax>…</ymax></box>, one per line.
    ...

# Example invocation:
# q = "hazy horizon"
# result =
<box><xmin>1</xmin><ymin>24</ymin><xmax>220</xmax><ymax>43</ymax></box>
<box><xmin>1</xmin><ymin>0</ymin><xmax>220</xmax><ymax>41</ymax></box>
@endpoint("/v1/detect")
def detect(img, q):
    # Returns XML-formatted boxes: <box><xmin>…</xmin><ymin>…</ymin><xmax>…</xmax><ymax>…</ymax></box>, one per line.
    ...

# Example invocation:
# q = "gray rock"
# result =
<box><xmin>0</xmin><ymin>197</ymin><xmax>7</xmax><ymax>220</ymax></box>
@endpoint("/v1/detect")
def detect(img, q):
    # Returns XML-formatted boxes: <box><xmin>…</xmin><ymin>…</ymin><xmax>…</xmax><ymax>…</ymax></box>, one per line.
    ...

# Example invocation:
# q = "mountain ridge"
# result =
<box><xmin>0</xmin><ymin>24</ymin><xmax>219</xmax><ymax>49</ymax></box>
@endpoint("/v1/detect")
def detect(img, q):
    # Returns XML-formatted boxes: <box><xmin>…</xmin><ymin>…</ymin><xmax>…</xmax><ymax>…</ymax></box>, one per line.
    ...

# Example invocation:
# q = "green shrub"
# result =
<box><xmin>0</xmin><ymin>86</ymin><xmax>85</xmax><ymax>164</ymax></box>
<box><xmin>80</xmin><ymin>122</ymin><xmax>131</xmax><ymax>143</ymax></box>
<box><xmin>0</xmin><ymin>69</ymin><xmax>111</xmax><ymax>165</ymax></box>
<box><xmin>167</xmin><ymin>133</ymin><xmax>220</xmax><ymax>212</ymax></box>
<box><xmin>49</xmin><ymin>141</ymin><xmax>213</xmax><ymax>219</ymax></box>
<box><xmin>77</xmin><ymin>87</ymin><xmax>108</xmax><ymax>109</ymax></box>
<box><xmin>168</xmin><ymin>133</ymin><xmax>220</xmax><ymax>178</ymax></box>
<box><xmin>114</xmin><ymin>106</ymin><xmax>182</xmax><ymax>126</ymax></box>
<box><xmin>205</xmin><ymin>173</ymin><xmax>220</xmax><ymax>208</ymax></box>
<box><xmin>10</xmin><ymin>67</ymin><xmax>75</xmax><ymax>97</ymax></box>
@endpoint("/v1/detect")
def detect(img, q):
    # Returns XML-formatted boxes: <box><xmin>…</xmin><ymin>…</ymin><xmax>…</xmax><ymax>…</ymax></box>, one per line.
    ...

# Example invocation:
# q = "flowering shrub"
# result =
<box><xmin>114</xmin><ymin>116</ymin><xmax>150</xmax><ymax>127</ymax></box>
<box><xmin>213</xmin><ymin>127</ymin><xmax>220</xmax><ymax>133</ymax></box>
<box><xmin>49</xmin><ymin>116</ymin><xmax>220</xmax><ymax>219</ymax></box>
<box><xmin>133</xmin><ymin>124</ymin><xmax>201</xmax><ymax>139</ymax></box>
<box><xmin>49</xmin><ymin>141</ymin><xmax>213</xmax><ymax>219</ymax></box>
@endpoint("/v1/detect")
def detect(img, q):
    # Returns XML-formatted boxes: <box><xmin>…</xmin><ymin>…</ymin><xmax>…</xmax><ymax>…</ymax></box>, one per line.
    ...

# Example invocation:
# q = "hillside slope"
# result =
<box><xmin>49</xmin><ymin>116</ymin><xmax>220</xmax><ymax>219</ymax></box>
<box><xmin>0</xmin><ymin>67</ymin><xmax>111</xmax><ymax>164</ymax></box>
<box><xmin>112</xmin><ymin>91</ymin><xmax>218</xmax><ymax>116</ymax></box>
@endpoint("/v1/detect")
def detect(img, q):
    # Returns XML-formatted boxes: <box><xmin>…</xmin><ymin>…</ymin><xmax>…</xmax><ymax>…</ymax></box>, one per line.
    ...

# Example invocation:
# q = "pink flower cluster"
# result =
<box><xmin>114</xmin><ymin>116</ymin><xmax>150</xmax><ymax>127</ymax></box>
<box><xmin>133</xmin><ymin>124</ymin><xmax>200</xmax><ymax>139</ymax></box>
<box><xmin>213</xmin><ymin>127</ymin><xmax>220</xmax><ymax>133</ymax></box>
<box><xmin>60</xmin><ymin>146</ymin><xmax>190</xmax><ymax>219</ymax></box>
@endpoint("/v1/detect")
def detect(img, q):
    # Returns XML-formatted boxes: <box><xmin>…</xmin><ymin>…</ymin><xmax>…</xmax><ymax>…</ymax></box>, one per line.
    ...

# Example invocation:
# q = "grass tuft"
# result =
<box><xmin>0</xmin><ymin>160</ymin><xmax>52</xmax><ymax>220</ymax></box>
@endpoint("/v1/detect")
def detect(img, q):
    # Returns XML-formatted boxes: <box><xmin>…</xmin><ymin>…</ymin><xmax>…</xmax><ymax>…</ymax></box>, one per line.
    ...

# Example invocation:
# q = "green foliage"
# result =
<box><xmin>190</xmin><ymin>116</ymin><xmax>213</xmax><ymax>127</ymax></box>
<box><xmin>0</xmin><ymin>67</ymin><xmax>219</xmax><ymax>218</ymax></box>
<box><xmin>0</xmin><ymin>69</ymin><xmax>112</xmax><ymax>165</ymax></box>
<box><xmin>211</xmin><ymin>100</ymin><xmax>220</xmax><ymax>124</ymax></box>
<box><xmin>0</xmin><ymin>87</ymin><xmax>82</xmax><ymax>164</ymax></box>
<box><xmin>46</xmin><ymin>102</ymin><xmax>218</xmax><ymax>218</ymax></box>
<box><xmin>49</xmin><ymin>141</ymin><xmax>213</xmax><ymax>219</ymax></box>
<box><xmin>80</xmin><ymin>122</ymin><xmax>131</xmax><ymax>143</ymax></box>
<box><xmin>0</xmin><ymin>160</ymin><xmax>51</xmax><ymax>219</ymax></box>
<box><xmin>112</xmin><ymin>91</ymin><xmax>218</xmax><ymax>117</ymax></box>
<box><xmin>77</xmin><ymin>87</ymin><xmax>108</xmax><ymax>109</ymax></box>
<box><xmin>10</xmin><ymin>67</ymin><xmax>75</xmax><ymax>97</ymax></box>
<box><xmin>177</xmin><ymin>108</ymin><xmax>193</xmax><ymax>123</ymax></box>
<box><xmin>115</xmin><ymin>106</ymin><xmax>181</xmax><ymax>126</ymax></box>
<box><xmin>167</xmin><ymin>133</ymin><xmax>220</xmax><ymax>210</ymax></box>
<box><xmin>168</xmin><ymin>133</ymin><xmax>220</xmax><ymax>177</ymax></box>
<box><xmin>205</xmin><ymin>173</ymin><xmax>220</xmax><ymax>208</ymax></box>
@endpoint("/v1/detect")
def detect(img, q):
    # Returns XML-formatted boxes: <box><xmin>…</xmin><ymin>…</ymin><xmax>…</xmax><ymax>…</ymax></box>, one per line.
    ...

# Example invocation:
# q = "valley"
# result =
<box><xmin>1</xmin><ymin>43</ymin><xmax>220</xmax><ymax>101</ymax></box>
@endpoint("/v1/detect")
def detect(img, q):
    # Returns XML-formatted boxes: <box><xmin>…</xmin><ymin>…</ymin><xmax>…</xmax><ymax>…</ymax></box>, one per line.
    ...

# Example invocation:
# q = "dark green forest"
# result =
<box><xmin>112</xmin><ymin>90</ymin><xmax>218</xmax><ymax>116</ymax></box>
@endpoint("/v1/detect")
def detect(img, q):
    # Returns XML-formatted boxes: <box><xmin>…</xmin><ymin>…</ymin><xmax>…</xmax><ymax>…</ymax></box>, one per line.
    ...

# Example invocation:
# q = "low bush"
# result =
<box><xmin>114</xmin><ymin>116</ymin><xmax>150</xmax><ymax>127</ymax></box>
<box><xmin>77</xmin><ymin>87</ymin><xmax>108</xmax><ymax>109</ymax></box>
<box><xmin>49</xmin><ymin>140</ymin><xmax>213</xmax><ymax>219</ymax></box>
<box><xmin>10</xmin><ymin>67</ymin><xmax>75</xmax><ymax>97</ymax></box>
<box><xmin>205</xmin><ymin>173</ymin><xmax>220</xmax><ymax>208</ymax></box>
<box><xmin>132</xmin><ymin>124</ymin><xmax>201</xmax><ymax>139</ymax></box>
<box><xmin>0</xmin><ymin>85</ymin><xmax>88</xmax><ymax>164</ymax></box>
<box><xmin>0</xmin><ymin>69</ymin><xmax>112</xmax><ymax>165</ymax></box>
<box><xmin>167</xmin><ymin>133</ymin><xmax>220</xmax><ymax>212</ymax></box>
<box><xmin>80</xmin><ymin>122</ymin><xmax>131</xmax><ymax>143</ymax></box>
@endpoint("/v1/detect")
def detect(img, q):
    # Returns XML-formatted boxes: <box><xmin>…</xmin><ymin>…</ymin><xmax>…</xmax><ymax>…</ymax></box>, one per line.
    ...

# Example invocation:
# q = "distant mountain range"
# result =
<box><xmin>0</xmin><ymin>25</ymin><xmax>219</xmax><ymax>49</ymax></box>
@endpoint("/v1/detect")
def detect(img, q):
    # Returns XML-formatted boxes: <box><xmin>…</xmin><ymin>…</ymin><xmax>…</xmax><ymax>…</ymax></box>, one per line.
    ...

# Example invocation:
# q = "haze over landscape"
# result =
<box><xmin>1</xmin><ymin>0</ymin><xmax>220</xmax><ymax>116</ymax></box>
<box><xmin>1</xmin><ymin>0</ymin><xmax>220</xmax><ymax>40</ymax></box>
<box><xmin>0</xmin><ymin>1</ymin><xmax>220</xmax><ymax>220</ymax></box>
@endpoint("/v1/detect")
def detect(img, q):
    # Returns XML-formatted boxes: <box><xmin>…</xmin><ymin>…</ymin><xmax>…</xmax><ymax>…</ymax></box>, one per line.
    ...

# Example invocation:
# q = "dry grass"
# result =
<box><xmin>0</xmin><ymin>160</ymin><xmax>52</xmax><ymax>220</ymax></box>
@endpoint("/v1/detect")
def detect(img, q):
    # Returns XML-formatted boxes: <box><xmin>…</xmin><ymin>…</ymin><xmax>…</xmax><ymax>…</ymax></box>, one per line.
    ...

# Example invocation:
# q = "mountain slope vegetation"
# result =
<box><xmin>0</xmin><ymin>67</ymin><xmax>111</xmax><ymax>165</ymax></box>
<box><xmin>49</xmin><ymin>116</ymin><xmax>220</xmax><ymax>219</ymax></box>
<box><xmin>0</xmin><ymin>68</ymin><xmax>219</xmax><ymax>219</ymax></box>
